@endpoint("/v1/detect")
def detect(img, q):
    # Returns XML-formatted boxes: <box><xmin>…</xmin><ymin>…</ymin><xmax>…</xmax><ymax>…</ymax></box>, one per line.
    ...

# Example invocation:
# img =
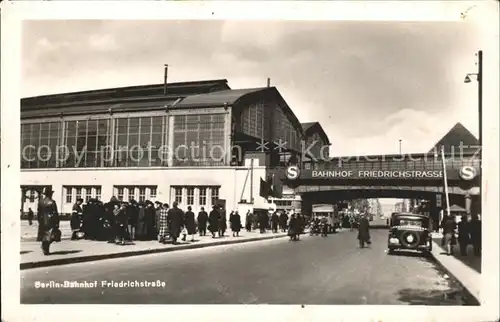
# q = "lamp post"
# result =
<box><xmin>464</xmin><ymin>50</ymin><xmax>482</xmax><ymax>216</ymax></box>
<box><xmin>398</xmin><ymin>139</ymin><xmax>402</xmax><ymax>155</ymax></box>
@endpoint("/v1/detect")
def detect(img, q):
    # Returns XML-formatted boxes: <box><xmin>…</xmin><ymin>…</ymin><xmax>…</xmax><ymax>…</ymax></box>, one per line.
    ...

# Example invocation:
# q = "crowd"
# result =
<box><xmin>33</xmin><ymin>187</ymin><xmax>309</xmax><ymax>255</ymax></box>
<box><xmin>440</xmin><ymin>213</ymin><xmax>482</xmax><ymax>256</ymax></box>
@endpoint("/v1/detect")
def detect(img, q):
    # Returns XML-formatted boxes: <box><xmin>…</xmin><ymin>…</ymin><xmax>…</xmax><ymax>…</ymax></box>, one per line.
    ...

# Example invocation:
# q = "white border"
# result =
<box><xmin>2</xmin><ymin>1</ymin><xmax>499</xmax><ymax>322</ymax></box>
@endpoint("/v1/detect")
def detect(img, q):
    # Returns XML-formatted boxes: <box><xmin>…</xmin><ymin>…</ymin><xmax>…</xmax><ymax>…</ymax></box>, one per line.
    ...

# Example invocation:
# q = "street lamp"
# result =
<box><xmin>464</xmin><ymin>50</ymin><xmax>482</xmax><ymax>216</ymax></box>
<box><xmin>398</xmin><ymin>139</ymin><xmax>402</xmax><ymax>155</ymax></box>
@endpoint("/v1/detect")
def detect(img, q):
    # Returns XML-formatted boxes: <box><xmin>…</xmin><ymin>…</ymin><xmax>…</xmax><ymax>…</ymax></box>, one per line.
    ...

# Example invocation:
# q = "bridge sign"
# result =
<box><xmin>459</xmin><ymin>166</ymin><xmax>477</xmax><ymax>181</ymax></box>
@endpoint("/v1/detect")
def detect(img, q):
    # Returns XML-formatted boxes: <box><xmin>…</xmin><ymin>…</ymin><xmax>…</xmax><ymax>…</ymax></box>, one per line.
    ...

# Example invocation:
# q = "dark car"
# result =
<box><xmin>387</xmin><ymin>212</ymin><xmax>432</xmax><ymax>254</ymax></box>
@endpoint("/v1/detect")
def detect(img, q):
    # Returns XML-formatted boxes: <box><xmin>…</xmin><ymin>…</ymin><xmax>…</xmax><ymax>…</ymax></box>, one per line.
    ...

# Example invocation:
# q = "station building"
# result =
<box><xmin>20</xmin><ymin>79</ymin><xmax>331</xmax><ymax>220</ymax></box>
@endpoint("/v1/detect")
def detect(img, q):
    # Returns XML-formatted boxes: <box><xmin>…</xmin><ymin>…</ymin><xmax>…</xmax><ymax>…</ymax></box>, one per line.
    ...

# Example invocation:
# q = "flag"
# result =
<box><xmin>259</xmin><ymin>178</ymin><xmax>270</xmax><ymax>198</ymax></box>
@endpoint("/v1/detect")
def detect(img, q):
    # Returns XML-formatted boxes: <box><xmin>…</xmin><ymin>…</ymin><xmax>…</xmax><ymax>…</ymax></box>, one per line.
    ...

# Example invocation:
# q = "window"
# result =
<box><xmin>187</xmin><ymin>187</ymin><xmax>194</xmax><ymax>205</ymax></box>
<box><xmin>63</xmin><ymin>186</ymin><xmax>102</xmax><ymax>204</ymax></box>
<box><xmin>20</xmin><ymin>122</ymin><xmax>61</xmax><ymax>169</ymax></box>
<box><xmin>76</xmin><ymin>187</ymin><xmax>82</xmax><ymax>201</ymax></box>
<box><xmin>127</xmin><ymin>187</ymin><xmax>135</xmax><ymax>201</ymax></box>
<box><xmin>114</xmin><ymin>116</ymin><xmax>166</xmax><ymax>167</ymax></box>
<box><xmin>85</xmin><ymin>187</ymin><xmax>92</xmax><ymax>202</ymax></box>
<box><xmin>199</xmin><ymin>187</ymin><xmax>207</xmax><ymax>206</ymax></box>
<box><xmin>117</xmin><ymin>187</ymin><xmax>124</xmax><ymax>201</ymax></box>
<box><xmin>113</xmin><ymin>186</ymin><xmax>158</xmax><ymax>203</ymax></box>
<box><xmin>64</xmin><ymin>119</ymin><xmax>112</xmax><ymax>168</ymax></box>
<box><xmin>150</xmin><ymin>187</ymin><xmax>157</xmax><ymax>199</ymax></box>
<box><xmin>95</xmin><ymin>187</ymin><xmax>102</xmax><ymax>201</ymax></box>
<box><xmin>65</xmin><ymin>187</ymin><xmax>73</xmax><ymax>203</ymax></box>
<box><xmin>139</xmin><ymin>187</ymin><xmax>146</xmax><ymax>202</ymax></box>
<box><xmin>173</xmin><ymin>114</ymin><xmax>226</xmax><ymax>166</ymax></box>
<box><xmin>175</xmin><ymin>187</ymin><xmax>183</xmax><ymax>204</ymax></box>
<box><xmin>211</xmin><ymin>187</ymin><xmax>219</xmax><ymax>205</ymax></box>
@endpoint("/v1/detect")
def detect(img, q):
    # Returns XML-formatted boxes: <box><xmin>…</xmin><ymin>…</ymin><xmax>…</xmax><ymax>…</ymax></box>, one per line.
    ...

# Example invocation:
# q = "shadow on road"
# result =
<box><xmin>20</xmin><ymin>251</ymin><xmax>32</xmax><ymax>255</ymax></box>
<box><xmin>397</xmin><ymin>288</ymin><xmax>476</xmax><ymax>305</ymax></box>
<box><xmin>49</xmin><ymin>250</ymin><xmax>82</xmax><ymax>256</ymax></box>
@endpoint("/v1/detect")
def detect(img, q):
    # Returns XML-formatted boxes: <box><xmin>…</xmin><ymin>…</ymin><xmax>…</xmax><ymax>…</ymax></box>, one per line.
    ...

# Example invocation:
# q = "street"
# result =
<box><xmin>20</xmin><ymin>229</ymin><xmax>477</xmax><ymax>305</ymax></box>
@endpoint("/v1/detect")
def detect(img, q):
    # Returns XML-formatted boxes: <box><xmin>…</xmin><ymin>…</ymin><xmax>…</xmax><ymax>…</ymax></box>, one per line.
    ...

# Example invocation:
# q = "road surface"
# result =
<box><xmin>21</xmin><ymin>229</ymin><xmax>477</xmax><ymax>305</ymax></box>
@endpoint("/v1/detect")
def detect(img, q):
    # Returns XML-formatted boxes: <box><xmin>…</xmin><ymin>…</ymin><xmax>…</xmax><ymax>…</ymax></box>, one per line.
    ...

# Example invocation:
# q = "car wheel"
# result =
<box><xmin>387</xmin><ymin>249</ymin><xmax>394</xmax><ymax>255</ymax></box>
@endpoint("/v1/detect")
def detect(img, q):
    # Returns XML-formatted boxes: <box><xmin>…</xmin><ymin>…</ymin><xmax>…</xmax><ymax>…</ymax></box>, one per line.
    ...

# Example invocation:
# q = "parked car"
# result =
<box><xmin>387</xmin><ymin>212</ymin><xmax>432</xmax><ymax>255</ymax></box>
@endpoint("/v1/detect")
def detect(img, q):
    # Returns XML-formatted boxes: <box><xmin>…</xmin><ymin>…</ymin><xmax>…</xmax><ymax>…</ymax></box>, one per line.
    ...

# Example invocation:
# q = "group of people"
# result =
<box><xmin>440</xmin><ymin>213</ymin><xmax>482</xmax><ymax>256</ymax></box>
<box><xmin>70</xmin><ymin>198</ymin><xmax>247</xmax><ymax>245</ymax></box>
<box><xmin>244</xmin><ymin>210</ymin><xmax>295</xmax><ymax>233</ymax></box>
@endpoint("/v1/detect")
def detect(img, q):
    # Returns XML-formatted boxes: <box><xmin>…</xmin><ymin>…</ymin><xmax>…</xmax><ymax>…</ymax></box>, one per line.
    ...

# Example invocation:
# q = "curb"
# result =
<box><xmin>20</xmin><ymin>234</ymin><xmax>288</xmax><ymax>270</ymax></box>
<box><xmin>428</xmin><ymin>240</ymin><xmax>481</xmax><ymax>305</ymax></box>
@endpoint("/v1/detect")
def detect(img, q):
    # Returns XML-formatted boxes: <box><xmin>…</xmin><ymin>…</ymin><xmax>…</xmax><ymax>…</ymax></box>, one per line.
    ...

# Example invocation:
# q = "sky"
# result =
<box><xmin>22</xmin><ymin>19</ymin><xmax>485</xmax><ymax>160</ymax></box>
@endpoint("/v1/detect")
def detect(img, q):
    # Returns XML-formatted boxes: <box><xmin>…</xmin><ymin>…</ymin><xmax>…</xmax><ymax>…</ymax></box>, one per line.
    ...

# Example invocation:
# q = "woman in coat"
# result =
<box><xmin>230</xmin><ymin>211</ymin><xmax>241</xmax><ymax>237</ymax></box>
<box><xmin>157</xmin><ymin>203</ymin><xmax>169</xmax><ymax>243</ymax></box>
<box><xmin>457</xmin><ymin>214</ymin><xmax>470</xmax><ymax>256</ymax></box>
<box><xmin>135</xmin><ymin>203</ymin><xmax>147</xmax><ymax>240</ymax></box>
<box><xmin>441</xmin><ymin>214</ymin><xmax>457</xmax><ymax>255</ymax></box>
<box><xmin>288</xmin><ymin>214</ymin><xmax>300</xmax><ymax>241</ymax></box>
<box><xmin>184</xmin><ymin>206</ymin><xmax>196</xmax><ymax>242</ymax></box>
<box><xmin>357</xmin><ymin>214</ymin><xmax>371</xmax><ymax>248</ymax></box>
<box><xmin>208</xmin><ymin>205</ymin><xmax>220</xmax><ymax>238</ymax></box>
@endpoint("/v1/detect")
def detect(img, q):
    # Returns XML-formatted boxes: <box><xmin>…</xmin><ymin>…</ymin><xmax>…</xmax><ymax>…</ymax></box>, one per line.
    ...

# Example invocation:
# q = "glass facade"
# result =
<box><xmin>21</xmin><ymin>122</ymin><xmax>61</xmax><ymax>169</ymax></box>
<box><xmin>20</xmin><ymin>112</ymin><xmax>228</xmax><ymax>169</ymax></box>
<box><xmin>172</xmin><ymin>114</ymin><xmax>225</xmax><ymax>166</ymax></box>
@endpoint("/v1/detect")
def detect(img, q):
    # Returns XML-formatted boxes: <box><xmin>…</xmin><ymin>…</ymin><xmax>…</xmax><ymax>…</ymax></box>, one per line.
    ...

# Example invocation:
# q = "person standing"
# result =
<box><xmin>288</xmin><ymin>214</ymin><xmax>300</xmax><ymax>241</ymax></box>
<box><xmin>245</xmin><ymin>211</ymin><xmax>253</xmax><ymax>232</ymax></box>
<box><xmin>70</xmin><ymin>198</ymin><xmax>84</xmax><ymax>240</ymax></box>
<box><xmin>457</xmin><ymin>214</ymin><xmax>470</xmax><ymax>256</ymax></box>
<box><xmin>127</xmin><ymin>201</ymin><xmax>138</xmax><ymax>241</ymax></box>
<box><xmin>230</xmin><ymin>211</ymin><xmax>241</xmax><ymax>237</ymax></box>
<box><xmin>441</xmin><ymin>214</ymin><xmax>457</xmax><ymax>255</ymax></box>
<box><xmin>27</xmin><ymin>208</ymin><xmax>34</xmax><ymax>226</ymax></box>
<box><xmin>469</xmin><ymin>214</ymin><xmax>481</xmax><ymax>256</ymax></box>
<box><xmin>208</xmin><ymin>205</ymin><xmax>220</xmax><ymax>238</ymax></box>
<box><xmin>135</xmin><ymin>202</ymin><xmax>147</xmax><ymax>241</ymax></box>
<box><xmin>167</xmin><ymin>201</ymin><xmax>184</xmax><ymax>244</ymax></box>
<box><xmin>113</xmin><ymin>203</ymin><xmax>128</xmax><ymax>245</ymax></box>
<box><xmin>38</xmin><ymin>187</ymin><xmax>60</xmax><ymax>255</ymax></box>
<box><xmin>357</xmin><ymin>213</ymin><xmax>371</xmax><ymax>248</ymax></box>
<box><xmin>157</xmin><ymin>203</ymin><xmax>169</xmax><ymax>243</ymax></box>
<box><xmin>219</xmin><ymin>207</ymin><xmax>227</xmax><ymax>237</ymax></box>
<box><xmin>279</xmin><ymin>211</ymin><xmax>288</xmax><ymax>232</ymax></box>
<box><xmin>271</xmin><ymin>211</ymin><xmax>279</xmax><ymax>233</ymax></box>
<box><xmin>197</xmin><ymin>207</ymin><xmax>208</xmax><ymax>236</ymax></box>
<box><xmin>259</xmin><ymin>212</ymin><xmax>267</xmax><ymax>234</ymax></box>
<box><xmin>184</xmin><ymin>206</ymin><xmax>196</xmax><ymax>242</ymax></box>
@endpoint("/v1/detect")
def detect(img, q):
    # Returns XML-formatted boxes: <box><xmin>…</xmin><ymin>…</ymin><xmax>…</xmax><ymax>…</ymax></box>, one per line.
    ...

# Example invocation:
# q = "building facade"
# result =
<box><xmin>20</xmin><ymin>79</ymin><xmax>328</xmax><ymax>220</ymax></box>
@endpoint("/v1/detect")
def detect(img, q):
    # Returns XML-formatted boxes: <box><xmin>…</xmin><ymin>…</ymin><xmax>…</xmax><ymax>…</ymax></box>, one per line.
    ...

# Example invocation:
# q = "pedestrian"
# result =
<box><xmin>271</xmin><ymin>211</ymin><xmax>279</xmax><ymax>233</ymax></box>
<box><xmin>457</xmin><ymin>214</ymin><xmax>470</xmax><ymax>256</ymax></box>
<box><xmin>145</xmin><ymin>201</ymin><xmax>156</xmax><ymax>240</ymax></box>
<box><xmin>167</xmin><ymin>201</ymin><xmax>184</xmax><ymax>244</ymax></box>
<box><xmin>38</xmin><ymin>187</ymin><xmax>60</xmax><ymax>255</ymax></box>
<box><xmin>155</xmin><ymin>201</ymin><xmax>162</xmax><ymax>237</ymax></box>
<box><xmin>157</xmin><ymin>203</ymin><xmax>169</xmax><ymax>243</ymax></box>
<box><xmin>259</xmin><ymin>212</ymin><xmax>267</xmax><ymax>234</ymax></box>
<box><xmin>219</xmin><ymin>207</ymin><xmax>227</xmax><ymax>237</ymax></box>
<box><xmin>230</xmin><ymin>210</ymin><xmax>241</xmax><ymax>237</ymax></box>
<box><xmin>279</xmin><ymin>211</ymin><xmax>288</xmax><ymax>232</ymax></box>
<box><xmin>245</xmin><ymin>210</ymin><xmax>253</xmax><ymax>232</ymax></box>
<box><xmin>127</xmin><ymin>200</ymin><xmax>138</xmax><ymax>241</ymax></box>
<box><xmin>114</xmin><ymin>203</ymin><xmax>128</xmax><ymax>245</ymax></box>
<box><xmin>197</xmin><ymin>207</ymin><xmax>208</xmax><ymax>236</ymax></box>
<box><xmin>135</xmin><ymin>202</ymin><xmax>147</xmax><ymax>241</ymax></box>
<box><xmin>349</xmin><ymin>213</ymin><xmax>355</xmax><ymax>231</ymax></box>
<box><xmin>208</xmin><ymin>205</ymin><xmax>220</xmax><ymax>238</ymax></box>
<box><xmin>357</xmin><ymin>213</ymin><xmax>371</xmax><ymax>248</ymax></box>
<box><xmin>184</xmin><ymin>206</ymin><xmax>196</xmax><ymax>242</ymax></box>
<box><xmin>440</xmin><ymin>214</ymin><xmax>457</xmax><ymax>255</ymax></box>
<box><xmin>288</xmin><ymin>214</ymin><xmax>300</xmax><ymax>241</ymax></box>
<box><xmin>27</xmin><ymin>207</ymin><xmax>34</xmax><ymax>226</ymax></box>
<box><xmin>469</xmin><ymin>214</ymin><xmax>481</xmax><ymax>256</ymax></box>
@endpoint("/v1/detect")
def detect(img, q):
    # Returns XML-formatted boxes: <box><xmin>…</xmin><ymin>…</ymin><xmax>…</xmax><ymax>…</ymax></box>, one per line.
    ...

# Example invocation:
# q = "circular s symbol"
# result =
<box><xmin>459</xmin><ymin>166</ymin><xmax>477</xmax><ymax>181</ymax></box>
<box><xmin>286</xmin><ymin>166</ymin><xmax>300</xmax><ymax>180</ymax></box>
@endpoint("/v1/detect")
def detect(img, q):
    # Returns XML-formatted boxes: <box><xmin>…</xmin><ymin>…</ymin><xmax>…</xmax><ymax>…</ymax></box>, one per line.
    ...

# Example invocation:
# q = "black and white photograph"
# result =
<box><xmin>1</xmin><ymin>1</ymin><xmax>499</xmax><ymax>322</ymax></box>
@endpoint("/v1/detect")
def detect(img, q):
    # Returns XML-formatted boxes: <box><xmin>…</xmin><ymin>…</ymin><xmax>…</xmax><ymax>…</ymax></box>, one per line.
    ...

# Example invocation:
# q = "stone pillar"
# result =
<box><xmin>465</xmin><ymin>193</ymin><xmax>472</xmax><ymax>215</ymax></box>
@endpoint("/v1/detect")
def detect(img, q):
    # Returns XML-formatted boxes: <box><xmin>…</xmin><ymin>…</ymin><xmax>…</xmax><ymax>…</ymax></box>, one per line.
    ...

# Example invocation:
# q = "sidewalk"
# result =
<box><xmin>20</xmin><ymin>230</ymin><xmax>288</xmax><ymax>270</ymax></box>
<box><xmin>430</xmin><ymin>232</ymin><xmax>481</xmax><ymax>303</ymax></box>
<box><xmin>21</xmin><ymin>221</ymin><xmax>72</xmax><ymax>241</ymax></box>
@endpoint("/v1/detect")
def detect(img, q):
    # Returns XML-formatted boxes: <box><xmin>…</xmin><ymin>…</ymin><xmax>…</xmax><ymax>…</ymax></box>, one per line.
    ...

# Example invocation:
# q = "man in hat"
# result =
<box><xmin>38</xmin><ymin>187</ymin><xmax>60</xmax><ymax>255</ymax></box>
<box><xmin>167</xmin><ymin>201</ymin><xmax>184</xmax><ymax>244</ymax></box>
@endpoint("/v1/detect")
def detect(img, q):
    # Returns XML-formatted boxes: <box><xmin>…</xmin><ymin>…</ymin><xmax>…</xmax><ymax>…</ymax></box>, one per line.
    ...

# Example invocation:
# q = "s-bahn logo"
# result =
<box><xmin>286</xmin><ymin>166</ymin><xmax>301</xmax><ymax>180</ymax></box>
<box><xmin>459</xmin><ymin>166</ymin><xmax>477</xmax><ymax>181</ymax></box>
